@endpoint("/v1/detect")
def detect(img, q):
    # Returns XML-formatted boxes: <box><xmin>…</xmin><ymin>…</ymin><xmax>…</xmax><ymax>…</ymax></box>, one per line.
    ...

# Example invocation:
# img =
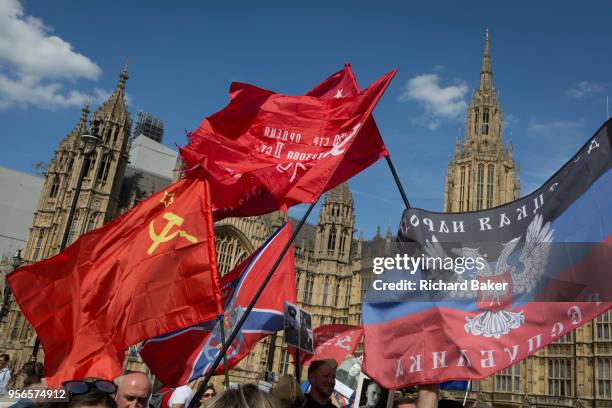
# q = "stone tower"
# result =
<box><xmin>443</xmin><ymin>30</ymin><xmax>519</xmax><ymax>213</ymax></box>
<box><xmin>2</xmin><ymin>68</ymin><xmax>132</xmax><ymax>366</ymax></box>
<box><xmin>315</xmin><ymin>183</ymin><xmax>355</xmax><ymax>264</ymax></box>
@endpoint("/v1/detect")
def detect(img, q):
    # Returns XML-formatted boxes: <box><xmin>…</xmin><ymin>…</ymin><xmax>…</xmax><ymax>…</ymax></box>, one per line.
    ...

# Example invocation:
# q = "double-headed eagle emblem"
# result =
<box><xmin>424</xmin><ymin>214</ymin><xmax>553</xmax><ymax>339</ymax></box>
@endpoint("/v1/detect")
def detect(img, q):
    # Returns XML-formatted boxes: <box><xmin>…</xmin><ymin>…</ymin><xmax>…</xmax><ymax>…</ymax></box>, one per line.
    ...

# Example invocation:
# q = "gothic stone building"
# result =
<box><xmin>2</xmin><ymin>33</ymin><xmax>612</xmax><ymax>407</ymax></box>
<box><xmin>1</xmin><ymin>68</ymin><xmax>132</xmax><ymax>371</ymax></box>
<box><xmin>442</xmin><ymin>31</ymin><xmax>612</xmax><ymax>408</ymax></box>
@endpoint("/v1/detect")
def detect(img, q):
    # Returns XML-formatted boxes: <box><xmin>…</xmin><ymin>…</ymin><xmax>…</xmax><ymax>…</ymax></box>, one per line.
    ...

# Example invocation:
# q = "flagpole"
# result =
<box><xmin>462</xmin><ymin>381</ymin><xmax>471</xmax><ymax>406</ymax></box>
<box><xmin>384</xmin><ymin>155</ymin><xmax>411</xmax><ymax>209</ymax></box>
<box><xmin>188</xmin><ymin>200</ymin><xmax>319</xmax><ymax>408</ymax></box>
<box><xmin>295</xmin><ymin>349</ymin><xmax>301</xmax><ymax>383</ymax></box>
<box><xmin>217</xmin><ymin>314</ymin><xmax>230</xmax><ymax>390</ymax></box>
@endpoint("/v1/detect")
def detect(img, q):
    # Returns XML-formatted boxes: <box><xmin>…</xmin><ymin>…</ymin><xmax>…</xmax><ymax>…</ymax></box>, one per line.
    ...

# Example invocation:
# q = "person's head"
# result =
<box><xmin>69</xmin><ymin>390</ymin><xmax>118</xmax><ymax>408</ymax></box>
<box><xmin>395</xmin><ymin>396</ymin><xmax>416</xmax><ymax>408</ymax></box>
<box><xmin>364</xmin><ymin>382</ymin><xmax>381</xmax><ymax>408</ymax></box>
<box><xmin>7</xmin><ymin>361</ymin><xmax>44</xmax><ymax>390</ymax></box>
<box><xmin>0</xmin><ymin>353</ymin><xmax>9</xmax><ymax>369</ymax></box>
<box><xmin>271</xmin><ymin>375</ymin><xmax>304</xmax><ymax>408</ymax></box>
<box><xmin>200</xmin><ymin>385</ymin><xmax>217</xmax><ymax>406</ymax></box>
<box><xmin>438</xmin><ymin>399</ymin><xmax>464</xmax><ymax>408</ymax></box>
<box><xmin>114</xmin><ymin>372</ymin><xmax>152</xmax><ymax>408</ymax></box>
<box><xmin>206</xmin><ymin>384</ymin><xmax>282</xmax><ymax>408</ymax></box>
<box><xmin>348</xmin><ymin>363</ymin><xmax>361</xmax><ymax>377</ymax></box>
<box><xmin>307</xmin><ymin>359</ymin><xmax>337</xmax><ymax>402</ymax></box>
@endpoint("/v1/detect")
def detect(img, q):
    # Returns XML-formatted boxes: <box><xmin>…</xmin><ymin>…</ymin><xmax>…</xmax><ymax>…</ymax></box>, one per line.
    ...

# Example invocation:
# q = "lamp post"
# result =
<box><xmin>31</xmin><ymin>121</ymin><xmax>103</xmax><ymax>361</ymax></box>
<box><xmin>0</xmin><ymin>250</ymin><xmax>22</xmax><ymax>322</ymax></box>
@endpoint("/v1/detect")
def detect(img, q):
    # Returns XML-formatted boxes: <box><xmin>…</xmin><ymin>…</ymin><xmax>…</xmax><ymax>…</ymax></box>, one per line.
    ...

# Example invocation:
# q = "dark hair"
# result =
<box><xmin>69</xmin><ymin>390</ymin><xmax>117</xmax><ymax>408</ymax></box>
<box><xmin>307</xmin><ymin>360</ymin><xmax>336</xmax><ymax>376</ymax></box>
<box><xmin>438</xmin><ymin>399</ymin><xmax>464</xmax><ymax>408</ymax></box>
<box><xmin>0</xmin><ymin>353</ymin><xmax>9</xmax><ymax>362</ymax></box>
<box><xmin>204</xmin><ymin>384</ymin><xmax>217</xmax><ymax>395</ymax></box>
<box><xmin>395</xmin><ymin>396</ymin><xmax>417</xmax><ymax>404</ymax></box>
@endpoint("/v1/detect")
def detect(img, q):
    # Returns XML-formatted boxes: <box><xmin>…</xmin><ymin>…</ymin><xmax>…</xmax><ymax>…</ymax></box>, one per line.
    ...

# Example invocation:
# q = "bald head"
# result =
<box><xmin>115</xmin><ymin>372</ymin><xmax>152</xmax><ymax>408</ymax></box>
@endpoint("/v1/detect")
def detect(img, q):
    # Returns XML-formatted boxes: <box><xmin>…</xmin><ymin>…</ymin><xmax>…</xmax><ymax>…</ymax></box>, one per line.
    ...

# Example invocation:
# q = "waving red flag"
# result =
<box><xmin>7</xmin><ymin>176</ymin><xmax>222</xmax><ymax>387</ymax></box>
<box><xmin>140</xmin><ymin>222</ymin><xmax>296</xmax><ymax>386</ymax></box>
<box><xmin>180</xmin><ymin>67</ymin><xmax>395</xmax><ymax>220</ymax></box>
<box><xmin>298</xmin><ymin>325</ymin><xmax>364</xmax><ymax>367</ymax></box>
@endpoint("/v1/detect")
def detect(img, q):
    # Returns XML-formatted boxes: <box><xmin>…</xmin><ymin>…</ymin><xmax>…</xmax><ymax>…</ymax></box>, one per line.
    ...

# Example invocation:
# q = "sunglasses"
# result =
<box><xmin>203</xmin><ymin>392</ymin><xmax>215</xmax><ymax>398</ymax></box>
<box><xmin>62</xmin><ymin>380</ymin><xmax>117</xmax><ymax>395</ymax></box>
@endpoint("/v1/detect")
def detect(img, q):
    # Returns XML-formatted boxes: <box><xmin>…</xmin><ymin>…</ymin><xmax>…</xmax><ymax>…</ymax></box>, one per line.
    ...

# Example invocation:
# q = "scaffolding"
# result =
<box><xmin>133</xmin><ymin>111</ymin><xmax>164</xmax><ymax>143</ymax></box>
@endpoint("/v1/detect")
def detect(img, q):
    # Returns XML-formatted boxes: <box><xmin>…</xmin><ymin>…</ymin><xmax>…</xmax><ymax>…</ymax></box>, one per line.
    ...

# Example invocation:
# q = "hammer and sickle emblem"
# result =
<box><xmin>335</xmin><ymin>335</ymin><xmax>352</xmax><ymax>351</ymax></box>
<box><xmin>147</xmin><ymin>212</ymin><xmax>197</xmax><ymax>255</ymax></box>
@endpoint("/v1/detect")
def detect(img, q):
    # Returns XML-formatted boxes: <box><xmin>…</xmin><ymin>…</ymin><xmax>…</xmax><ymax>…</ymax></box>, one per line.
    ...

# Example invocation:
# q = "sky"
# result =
<box><xmin>1</xmin><ymin>0</ymin><xmax>610</xmax><ymax>239</ymax></box>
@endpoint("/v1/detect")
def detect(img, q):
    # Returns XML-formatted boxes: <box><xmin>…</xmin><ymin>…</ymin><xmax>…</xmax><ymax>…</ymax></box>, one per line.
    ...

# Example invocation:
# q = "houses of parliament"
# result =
<box><xmin>1</xmin><ymin>32</ymin><xmax>611</xmax><ymax>407</ymax></box>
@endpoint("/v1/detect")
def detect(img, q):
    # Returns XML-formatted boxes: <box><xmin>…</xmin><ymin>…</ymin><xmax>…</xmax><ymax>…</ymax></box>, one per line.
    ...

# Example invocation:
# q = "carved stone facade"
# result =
<box><xmin>442</xmin><ymin>32</ymin><xmax>612</xmax><ymax>407</ymax></box>
<box><xmin>443</xmin><ymin>30</ymin><xmax>520</xmax><ymax>213</ymax></box>
<box><xmin>0</xmin><ymin>68</ymin><xmax>132</xmax><ymax>371</ymax></box>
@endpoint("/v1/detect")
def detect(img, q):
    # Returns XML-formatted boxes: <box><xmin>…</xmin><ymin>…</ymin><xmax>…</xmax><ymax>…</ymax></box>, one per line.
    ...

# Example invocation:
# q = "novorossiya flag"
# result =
<box><xmin>140</xmin><ymin>222</ymin><xmax>296</xmax><ymax>387</ymax></box>
<box><xmin>180</xmin><ymin>67</ymin><xmax>394</xmax><ymax>220</ymax></box>
<box><xmin>362</xmin><ymin>120</ymin><xmax>612</xmax><ymax>388</ymax></box>
<box><xmin>7</xmin><ymin>176</ymin><xmax>223</xmax><ymax>388</ymax></box>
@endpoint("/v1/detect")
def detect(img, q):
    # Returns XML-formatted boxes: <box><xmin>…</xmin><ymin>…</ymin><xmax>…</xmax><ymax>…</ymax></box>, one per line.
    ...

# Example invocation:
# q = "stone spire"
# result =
<box><xmin>479</xmin><ymin>29</ymin><xmax>492</xmax><ymax>91</ymax></box>
<box><xmin>92</xmin><ymin>67</ymin><xmax>130</xmax><ymax>126</ymax></box>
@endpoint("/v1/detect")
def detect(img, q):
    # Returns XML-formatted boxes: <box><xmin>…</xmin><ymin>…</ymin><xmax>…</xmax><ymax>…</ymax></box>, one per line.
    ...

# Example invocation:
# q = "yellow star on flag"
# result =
<box><xmin>160</xmin><ymin>191</ymin><xmax>175</xmax><ymax>208</ymax></box>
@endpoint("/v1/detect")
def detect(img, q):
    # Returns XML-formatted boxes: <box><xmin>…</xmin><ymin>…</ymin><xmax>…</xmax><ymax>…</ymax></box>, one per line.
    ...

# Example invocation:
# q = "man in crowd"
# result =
<box><xmin>305</xmin><ymin>359</ymin><xmax>337</xmax><ymax>408</ymax></box>
<box><xmin>114</xmin><ymin>371</ymin><xmax>153</xmax><ymax>408</ymax></box>
<box><xmin>0</xmin><ymin>354</ymin><xmax>11</xmax><ymax>397</ymax></box>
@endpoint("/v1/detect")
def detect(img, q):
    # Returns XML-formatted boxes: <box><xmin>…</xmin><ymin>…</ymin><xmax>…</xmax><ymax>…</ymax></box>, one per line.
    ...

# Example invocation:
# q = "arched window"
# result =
<box><xmin>327</xmin><ymin>226</ymin><xmax>336</xmax><ymax>252</ymax></box>
<box><xmin>33</xmin><ymin>230</ymin><xmax>44</xmax><ymax>260</ymax></box>
<box><xmin>49</xmin><ymin>176</ymin><xmax>60</xmax><ymax>198</ymax></box>
<box><xmin>86</xmin><ymin>213</ymin><xmax>97</xmax><ymax>233</ymax></box>
<box><xmin>474</xmin><ymin>108</ymin><xmax>479</xmax><ymax>133</ymax></box>
<box><xmin>334</xmin><ymin>282</ymin><xmax>340</xmax><ymax>306</ymax></box>
<box><xmin>304</xmin><ymin>276</ymin><xmax>314</xmax><ymax>304</ymax></box>
<box><xmin>83</xmin><ymin>154</ymin><xmax>96</xmax><ymax>178</ymax></box>
<box><xmin>487</xmin><ymin>165</ymin><xmax>494</xmax><ymax>208</ymax></box>
<box><xmin>104</xmin><ymin>126</ymin><xmax>112</xmax><ymax>144</ymax></box>
<box><xmin>11</xmin><ymin>313</ymin><xmax>22</xmax><ymax>340</ymax></box>
<box><xmin>477</xmin><ymin>164</ymin><xmax>484</xmax><ymax>210</ymax></box>
<box><xmin>322</xmin><ymin>278</ymin><xmax>329</xmax><ymax>305</ymax></box>
<box><xmin>97</xmin><ymin>154</ymin><xmax>112</xmax><ymax>182</ymax></box>
<box><xmin>459</xmin><ymin>166</ymin><xmax>465</xmax><ymax>211</ymax></box>
<box><xmin>345</xmin><ymin>284</ymin><xmax>350</xmax><ymax>307</ymax></box>
<box><xmin>339</xmin><ymin>231</ymin><xmax>346</xmax><ymax>256</ymax></box>
<box><xmin>215</xmin><ymin>232</ymin><xmax>249</xmax><ymax>276</ymax></box>
<box><xmin>466</xmin><ymin>166</ymin><xmax>471</xmax><ymax>210</ymax></box>
<box><xmin>482</xmin><ymin>109</ymin><xmax>490</xmax><ymax>135</ymax></box>
<box><xmin>67</xmin><ymin>213</ymin><xmax>79</xmax><ymax>245</ymax></box>
<box><xmin>67</xmin><ymin>157</ymin><xmax>74</xmax><ymax>172</ymax></box>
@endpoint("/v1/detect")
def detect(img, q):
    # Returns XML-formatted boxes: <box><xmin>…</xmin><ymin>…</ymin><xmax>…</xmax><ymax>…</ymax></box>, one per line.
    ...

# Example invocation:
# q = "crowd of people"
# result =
<box><xmin>0</xmin><ymin>356</ymin><xmax>466</xmax><ymax>408</ymax></box>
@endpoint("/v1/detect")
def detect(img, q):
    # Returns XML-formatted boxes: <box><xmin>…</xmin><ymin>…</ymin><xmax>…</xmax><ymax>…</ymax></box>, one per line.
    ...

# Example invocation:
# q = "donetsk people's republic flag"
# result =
<box><xmin>362</xmin><ymin>120</ymin><xmax>612</xmax><ymax>389</ymax></box>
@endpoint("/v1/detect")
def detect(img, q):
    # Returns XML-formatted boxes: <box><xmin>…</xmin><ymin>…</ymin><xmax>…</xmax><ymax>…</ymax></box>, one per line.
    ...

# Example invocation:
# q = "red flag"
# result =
<box><xmin>297</xmin><ymin>325</ymin><xmax>363</xmax><ymax>367</ymax></box>
<box><xmin>7</xmin><ymin>177</ymin><xmax>223</xmax><ymax>387</ymax></box>
<box><xmin>180</xmin><ymin>67</ymin><xmax>395</xmax><ymax>220</ymax></box>
<box><xmin>140</xmin><ymin>222</ymin><xmax>296</xmax><ymax>386</ymax></box>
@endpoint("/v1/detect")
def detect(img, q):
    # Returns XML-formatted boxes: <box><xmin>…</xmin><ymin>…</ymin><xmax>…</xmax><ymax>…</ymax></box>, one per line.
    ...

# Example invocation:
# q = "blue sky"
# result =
<box><xmin>1</xmin><ymin>0</ymin><xmax>610</xmax><ymax>238</ymax></box>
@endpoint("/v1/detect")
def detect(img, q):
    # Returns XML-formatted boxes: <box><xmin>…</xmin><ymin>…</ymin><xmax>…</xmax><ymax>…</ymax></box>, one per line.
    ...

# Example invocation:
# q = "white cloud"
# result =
<box><xmin>526</xmin><ymin>120</ymin><xmax>584</xmax><ymax>135</ymax></box>
<box><xmin>0</xmin><ymin>0</ymin><xmax>103</xmax><ymax>109</ymax></box>
<box><xmin>566</xmin><ymin>81</ymin><xmax>604</xmax><ymax>98</ymax></box>
<box><xmin>398</xmin><ymin>73</ymin><xmax>468</xmax><ymax>130</ymax></box>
